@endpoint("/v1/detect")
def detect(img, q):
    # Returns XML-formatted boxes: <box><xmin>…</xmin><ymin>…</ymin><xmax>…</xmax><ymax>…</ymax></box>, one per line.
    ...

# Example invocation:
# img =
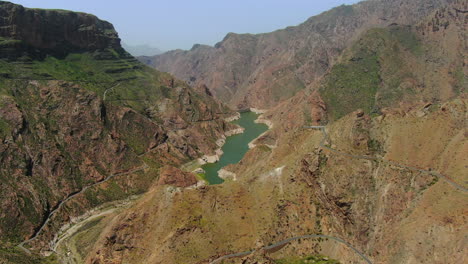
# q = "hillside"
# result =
<box><xmin>0</xmin><ymin>1</ymin><xmax>235</xmax><ymax>262</ymax></box>
<box><xmin>71</xmin><ymin>1</ymin><xmax>466</xmax><ymax>263</ymax></box>
<box><xmin>80</xmin><ymin>97</ymin><xmax>467</xmax><ymax>264</ymax></box>
<box><xmin>141</xmin><ymin>0</ymin><xmax>460</xmax><ymax>109</ymax></box>
<box><xmin>0</xmin><ymin>0</ymin><xmax>466</xmax><ymax>264</ymax></box>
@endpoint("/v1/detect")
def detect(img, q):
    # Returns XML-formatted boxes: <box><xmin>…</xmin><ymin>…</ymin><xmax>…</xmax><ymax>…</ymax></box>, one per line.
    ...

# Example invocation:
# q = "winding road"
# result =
<box><xmin>210</xmin><ymin>234</ymin><xmax>372</xmax><ymax>264</ymax></box>
<box><xmin>17</xmin><ymin>162</ymin><xmax>149</xmax><ymax>253</ymax></box>
<box><xmin>210</xmin><ymin>125</ymin><xmax>467</xmax><ymax>263</ymax></box>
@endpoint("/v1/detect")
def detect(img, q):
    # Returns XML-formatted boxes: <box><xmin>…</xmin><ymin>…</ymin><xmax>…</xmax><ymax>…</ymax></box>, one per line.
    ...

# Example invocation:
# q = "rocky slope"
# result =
<box><xmin>141</xmin><ymin>0</ymin><xmax>459</xmax><ymax>109</ymax></box>
<box><xmin>1</xmin><ymin>0</ymin><xmax>466</xmax><ymax>263</ymax></box>
<box><xmin>63</xmin><ymin>1</ymin><xmax>467</xmax><ymax>263</ymax></box>
<box><xmin>255</xmin><ymin>0</ymin><xmax>466</xmax><ymax>130</ymax></box>
<box><xmin>0</xmin><ymin>1</ymin><xmax>235</xmax><ymax>262</ymax></box>
<box><xmin>68</xmin><ymin>96</ymin><xmax>467</xmax><ymax>264</ymax></box>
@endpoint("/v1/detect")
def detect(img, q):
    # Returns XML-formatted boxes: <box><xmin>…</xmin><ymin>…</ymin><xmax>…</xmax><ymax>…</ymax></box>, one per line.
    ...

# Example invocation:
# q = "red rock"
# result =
<box><xmin>158</xmin><ymin>166</ymin><xmax>198</xmax><ymax>187</ymax></box>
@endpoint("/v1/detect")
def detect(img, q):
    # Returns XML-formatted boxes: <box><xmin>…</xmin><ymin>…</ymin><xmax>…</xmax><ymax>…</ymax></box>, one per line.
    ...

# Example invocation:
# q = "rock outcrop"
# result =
<box><xmin>158</xmin><ymin>166</ymin><xmax>198</xmax><ymax>187</ymax></box>
<box><xmin>0</xmin><ymin>1</ymin><xmax>122</xmax><ymax>58</ymax></box>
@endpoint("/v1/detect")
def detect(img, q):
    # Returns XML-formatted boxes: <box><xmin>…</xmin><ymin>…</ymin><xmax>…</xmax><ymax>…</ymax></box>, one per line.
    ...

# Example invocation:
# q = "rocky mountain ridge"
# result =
<box><xmin>0</xmin><ymin>0</ymin><xmax>466</xmax><ymax>263</ymax></box>
<box><xmin>142</xmin><ymin>0</ymin><xmax>458</xmax><ymax>109</ymax></box>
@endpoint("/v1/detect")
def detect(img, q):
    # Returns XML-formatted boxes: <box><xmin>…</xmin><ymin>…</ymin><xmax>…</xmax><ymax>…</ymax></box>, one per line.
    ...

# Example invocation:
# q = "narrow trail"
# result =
<box><xmin>17</xmin><ymin>162</ymin><xmax>149</xmax><ymax>253</ymax></box>
<box><xmin>305</xmin><ymin>126</ymin><xmax>468</xmax><ymax>193</ymax></box>
<box><xmin>103</xmin><ymin>83</ymin><xmax>120</xmax><ymax>101</ymax></box>
<box><xmin>51</xmin><ymin>206</ymin><xmax>120</xmax><ymax>253</ymax></box>
<box><xmin>210</xmin><ymin>234</ymin><xmax>372</xmax><ymax>264</ymax></box>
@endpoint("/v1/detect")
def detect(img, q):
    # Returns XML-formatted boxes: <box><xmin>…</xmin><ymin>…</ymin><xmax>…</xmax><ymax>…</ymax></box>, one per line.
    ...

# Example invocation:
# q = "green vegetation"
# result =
<box><xmin>428</xmin><ymin>176</ymin><xmax>439</xmax><ymax>187</ymax></box>
<box><xmin>257</xmin><ymin>144</ymin><xmax>272</xmax><ymax>152</ymax></box>
<box><xmin>58</xmin><ymin>215</ymin><xmax>108</xmax><ymax>263</ymax></box>
<box><xmin>196</xmin><ymin>173</ymin><xmax>207</xmax><ymax>182</ymax></box>
<box><xmin>389</xmin><ymin>27</ymin><xmax>423</xmax><ymax>56</ymax></box>
<box><xmin>0</xmin><ymin>118</ymin><xmax>11</xmax><ymax>138</ymax></box>
<box><xmin>72</xmin><ymin>216</ymin><xmax>106</xmax><ymax>259</ymax></box>
<box><xmin>275</xmin><ymin>255</ymin><xmax>340</xmax><ymax>264</ymax></box>
<box><xmin>334</xmin><ymin>5</ymin><xmax>355</xmax><ymax>16</ymax></box>
<box><xmin>315</xmin><ymin>4</ymin><xmax>355</xmax><ymax>29</ymax></box>
<box><xmin>0</xmin><ymin>247</ymin><xmax>58</xmax><ymax>264</ymax></box>
<box><xmin>320</xmin><ymin>27</ymin><xmax>423</xmax><ymax>120</ymax></box>
<box><xmin>83</xmin><ymin>170</ymin><xmax>156</xmax><ymax>208</ymax></box>
<box><xmin>0</xmin><ymin>46</ymin><xmax>215</xmax><ymax>245</ymax></box>
<box><xmin>452</xmin><ymin>65</ymin><xmax>465</xmax><ymax>95</ymax></box>
<box><xmin>320</xmin><ymin>42</ymin><xmax>380</xmax><ymax>120</ymax></box>
<box><xmin>0</xmin><ymin>37</ymin><xmax>22</xmax><ymax>46</ymax></box>
<box><xmin>367</xmin><ymin>138</ymin><xmax>383</xmax><ymax>153</ymax></box>
<box><xmin>0</xmin><ymin>48</ymin><xmax>189</xmax><ymax>114</ymax></box>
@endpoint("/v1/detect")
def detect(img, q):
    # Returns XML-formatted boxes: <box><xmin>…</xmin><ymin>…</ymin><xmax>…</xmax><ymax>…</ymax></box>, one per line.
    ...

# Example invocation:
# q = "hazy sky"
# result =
<box><xmin>9</xmin><ymin>0</ymin><xmax>361</xmax><ymax>51</ymax></box>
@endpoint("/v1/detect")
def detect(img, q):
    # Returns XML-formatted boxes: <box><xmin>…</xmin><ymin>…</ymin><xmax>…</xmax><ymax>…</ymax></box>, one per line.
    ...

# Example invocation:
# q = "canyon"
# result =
<box><xmin>0</xmin><ymin>0</ymin><xmax>466</xmax><ymax>264</ymax></box>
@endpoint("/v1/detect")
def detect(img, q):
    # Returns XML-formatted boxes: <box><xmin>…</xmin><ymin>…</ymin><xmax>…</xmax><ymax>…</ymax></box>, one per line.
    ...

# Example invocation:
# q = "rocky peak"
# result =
<box><xmin>144</xmin><ymin>0</ymin><xmax>455</xmax><ymax>109</ymax></box>
<box><xmin>0</xmin><ymin>1</ymin><xmax>122</xmax><ymax>57</ymax></box>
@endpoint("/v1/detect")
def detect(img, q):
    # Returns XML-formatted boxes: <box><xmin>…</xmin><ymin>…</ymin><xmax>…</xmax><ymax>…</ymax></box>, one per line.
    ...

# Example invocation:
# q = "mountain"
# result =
<box><xmin>0</xmin><ymin>0</ymin><xmax>466</xmax><ymax>263</ymax></box>
<box><xmin>141</xmin><ymin>0</ymin><xmax>461</xmax><ymax>110</ymax></box>
<box><xmin>122</xmin><ymin>43</ymin><xmax>163</xmax><ymax>57</ymax></box>
<box><xmin>80</xmin><ymin>0</ymin><xmax>466</xmax><ymax>263</ymax></box>
<box><xmin>0</xmin><ymin>1</ymin><xmax>235</xmax><ymax>262</ymax></box>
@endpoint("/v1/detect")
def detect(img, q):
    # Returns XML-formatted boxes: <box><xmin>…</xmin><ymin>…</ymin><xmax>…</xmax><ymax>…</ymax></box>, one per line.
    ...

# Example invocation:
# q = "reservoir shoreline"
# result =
<box><xmin>200</xmin><ymin>111</ymin><xmax>270</xmax><ymax>184</ymax></box>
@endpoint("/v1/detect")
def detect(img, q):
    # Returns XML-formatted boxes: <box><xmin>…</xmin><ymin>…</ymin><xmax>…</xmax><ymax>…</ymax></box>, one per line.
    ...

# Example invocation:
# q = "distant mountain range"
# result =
<box><xmin>122</xmin><ymin>42</ymin><xmax>163</xmax><ymax>56</ymax></box>
<box><xmin>142</xmin><ymin>0</ymin><xmax>464</xmax><ymax>110</ymax></box>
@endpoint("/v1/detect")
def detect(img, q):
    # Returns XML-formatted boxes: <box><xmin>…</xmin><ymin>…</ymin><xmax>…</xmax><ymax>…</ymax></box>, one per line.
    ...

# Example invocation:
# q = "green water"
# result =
<box><xmin>202</xmin><ymin>111</ymin><xmax>269</xmax><ymax>184</ymax></box>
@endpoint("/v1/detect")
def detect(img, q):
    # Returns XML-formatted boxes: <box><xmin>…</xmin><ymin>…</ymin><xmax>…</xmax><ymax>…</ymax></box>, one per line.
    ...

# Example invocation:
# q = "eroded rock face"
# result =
<box><xmin>0</xmin><ymin>2</ymin><xmax>234</xmax><ymax>251</ymax></box>
<box><xmin>0</xmin><ymin>78</ymin><xmax>231</xmax><ymax>247</ymax></box>
<box><xmin>158</xmin><ymin>166</ymin><xmax>198</xmax><ymax>187</ymax></box>
<box><xmin>143</xmin><ymin>0</ymin><xmax>454</xmax><ymax>109</ymax></box>
<box><xmin>0</xmin><ymin>80</ymin><xmax>142</xmax><ymax>242</ymax></box>
<box><xmin>0</xmin><ymin>1</ymin><xmax>121</xmax><ymax>57</ymax></box>
<box><xmin>308</xmin><ymin>91</ymin><xmax>327</xmax><ymax>125</ymax></box>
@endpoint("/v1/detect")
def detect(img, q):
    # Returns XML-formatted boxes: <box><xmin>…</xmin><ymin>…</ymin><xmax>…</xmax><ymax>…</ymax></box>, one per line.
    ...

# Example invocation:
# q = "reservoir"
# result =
<box><xmin>202</xmin><ymin>111</ymin><xmax>269</xmax><ymax>184</ymax></box>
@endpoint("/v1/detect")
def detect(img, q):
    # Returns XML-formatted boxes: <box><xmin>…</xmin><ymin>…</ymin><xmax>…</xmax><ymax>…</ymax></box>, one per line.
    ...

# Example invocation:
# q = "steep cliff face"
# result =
<box><xmin>142</xmin><ymin>0</ymin><xmax>457</xmax><ymax>109</ymax></box>
<box><xmin>0</xmin><ymin>1</ymin><xmax>121</xmax><ymax>58</ymax></box>
<box><xmin>0</xmin><ymin>2</ymin><xmax>234</xmax><ymax>259</ymax></box>
<box><xmin>260</xmin><ymin>0</ymin><xmax>466</xmax><ymax>130</ymax></box>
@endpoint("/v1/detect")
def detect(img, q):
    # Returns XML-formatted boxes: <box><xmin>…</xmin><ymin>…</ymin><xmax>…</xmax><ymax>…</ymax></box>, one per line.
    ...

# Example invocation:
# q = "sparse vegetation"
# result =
<box><xmin>0</xmin><ymin>247</ymin><xmax>58</xmax><ymax>264</ymax></box>
<box><xmin>0</xmin><ymin>118</ymin><xmax>11</xmax><ymax>138</ymax></box>
<box><xmin>275</xmin><ymin>255</ymin><xmax>340</xmax><ymax>264</ymax></box>
<box><xmin>367</xmin><ymin>138</ymin><xmax>383</xmax><ymax>153</ymax></box>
